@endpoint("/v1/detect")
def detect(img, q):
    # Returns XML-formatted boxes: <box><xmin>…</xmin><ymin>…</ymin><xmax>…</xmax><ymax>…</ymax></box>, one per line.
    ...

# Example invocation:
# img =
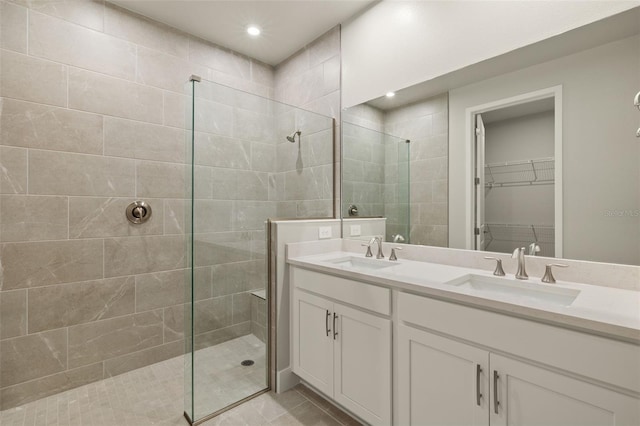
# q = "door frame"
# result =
<box><xmin>464</xmin><ymin>85</ymin><xmax>563</xmax><ymax>258</ymax></box>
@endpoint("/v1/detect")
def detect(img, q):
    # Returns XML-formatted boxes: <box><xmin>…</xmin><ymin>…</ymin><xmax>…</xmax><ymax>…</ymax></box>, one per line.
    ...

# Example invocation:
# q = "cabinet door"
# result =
<box><xmin>490</xmin><ymin>354</ymin><xmax>640</xmax><ymax>426</ymax></box>
<box><xmin>333</xmin><ymin>303</ymin><xmax>392</xmax><ymax>426</ymax></box>
<box><xmin>398</xmin><ymin>324</ymin><xmax>489</xmax><ymax>426</ymax></box>
<box><xmin>292</xmin><ymin>290</ymin><xmax>334</xmax><ymax>396</ymax></box>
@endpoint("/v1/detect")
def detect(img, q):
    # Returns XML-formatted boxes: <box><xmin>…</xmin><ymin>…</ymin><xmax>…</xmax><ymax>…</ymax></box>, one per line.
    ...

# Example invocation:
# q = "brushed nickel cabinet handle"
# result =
<box><xmin>493</xmin><ymin>370</ymin><xmax>500</xmax><ymax>414</ymax></box>
<box><xmin>476</xmin><ymin>364</ymin><xmax>483</xmax><ymax>406</ymax></box>
<box><xmin>325</xmin><ymin>310</ymin><xmax>331</xmax><ymax>337</ymax></box>
<box><xmin>333</xmin><ymin>313</ymin><xmax>338</xmax><ymax>340</ymax></box>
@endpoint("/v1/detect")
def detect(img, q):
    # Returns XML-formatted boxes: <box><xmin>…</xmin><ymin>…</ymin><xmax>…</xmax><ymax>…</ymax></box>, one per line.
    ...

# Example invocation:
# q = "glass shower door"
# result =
<box><xmin>341</xmin><ymin>122</ymin><xmax>410</xmax><ymax>243</ymax></box>
<box><xmin>184</xmin><ymin>78</ymin><xmax>334</xmax><ymax>424</ymax></box>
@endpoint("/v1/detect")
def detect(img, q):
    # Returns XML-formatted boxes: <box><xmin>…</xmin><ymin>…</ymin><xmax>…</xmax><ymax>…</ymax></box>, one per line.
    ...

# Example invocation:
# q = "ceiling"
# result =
<box><xmin>367</xmin><ymin>6</ymin><xmax>640</xmax><ymax>111</ymax></box>
<box><xmin>110</xmin><ymin>0</ymin><xmax>375</xmax><ymax>66</ymax></box>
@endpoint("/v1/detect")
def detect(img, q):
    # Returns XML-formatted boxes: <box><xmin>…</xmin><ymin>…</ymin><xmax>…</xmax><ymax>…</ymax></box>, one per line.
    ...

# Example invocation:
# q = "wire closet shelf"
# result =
<box><xmin>484</xmin><ymin>223</ymin><xmax>555</xmax><ymax>255</ymax></box>
<box><xmin>484</xmin><ymin>157</ymin><xmax>554</xmax><ymax>187</ymax></box>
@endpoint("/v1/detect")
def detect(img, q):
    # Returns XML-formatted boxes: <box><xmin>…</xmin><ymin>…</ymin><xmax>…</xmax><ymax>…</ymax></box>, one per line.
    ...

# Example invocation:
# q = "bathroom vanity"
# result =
<box><xmin>287</xmin><ymin>240</ymin><xmax>640</xmax><ymax>426</ymax></box>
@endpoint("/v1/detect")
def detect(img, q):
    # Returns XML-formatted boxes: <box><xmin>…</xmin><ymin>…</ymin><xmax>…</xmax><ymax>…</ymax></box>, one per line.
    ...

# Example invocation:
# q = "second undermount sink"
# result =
<box><xmin>326</xmin><ymin>256</ymin><xmax>394</xmax><ymax>272</ymax></box>
<box><xmin>444</xmin><ymin>274</ymin><xmax>580</xmax><ymax>307</ymax></box>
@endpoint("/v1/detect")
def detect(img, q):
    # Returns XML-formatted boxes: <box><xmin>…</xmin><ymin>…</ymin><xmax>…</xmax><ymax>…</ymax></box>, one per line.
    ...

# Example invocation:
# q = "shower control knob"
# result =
<box><xmin>126</xmin><ymin>201</ymin><xmax>152</xmax><ymax>224</ymax></box>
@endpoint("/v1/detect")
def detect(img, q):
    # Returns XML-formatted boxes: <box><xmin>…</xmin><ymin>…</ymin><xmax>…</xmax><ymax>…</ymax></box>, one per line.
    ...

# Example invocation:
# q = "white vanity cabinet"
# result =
<box><xmin>398</xmin><ymin>325</ymin><xmax>489</xmax><ymax>426</ymax></box>
<box><xmin>398</xmin><ymin>292</ymin><xmax>640</xmax><ymax>426</ymax></box>
<box><xmin>291</xmin><ymin>267</ymin><xmax>392</xmax><ymax>425</ymax></box>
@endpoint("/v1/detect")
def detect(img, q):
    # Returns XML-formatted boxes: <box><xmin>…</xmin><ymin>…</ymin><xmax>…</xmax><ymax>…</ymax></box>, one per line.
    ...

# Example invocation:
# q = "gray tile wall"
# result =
<box><xmin>0</xmin><ymin>0</ymin><xmax>275</xmax><ymax>409</ymax></box>
<box><xmin>343</xmin><ymin>96</ymin><xmax>449</xmax><ymax>246</ymax></box>
<box><xmin>274</xmin><ymin>26</ymin><xmax>341</xmax><ymax>219</ymax></box>
<box><xmin>385</xmin><ymin>94</ymin><xmax>449</xmax><ymax>246</ymax></box>
<box><xmin>341</xmin><ymin>122</ymin><xmax>386</xmax><ymax>218</ymax></box>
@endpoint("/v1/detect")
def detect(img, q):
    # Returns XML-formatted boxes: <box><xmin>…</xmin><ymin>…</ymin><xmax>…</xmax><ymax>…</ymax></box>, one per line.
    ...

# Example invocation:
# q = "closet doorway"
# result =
<box><xmin>472</xmin><ymin>88</ymin><xmax>563</xmax><ymax>258</ymax></box>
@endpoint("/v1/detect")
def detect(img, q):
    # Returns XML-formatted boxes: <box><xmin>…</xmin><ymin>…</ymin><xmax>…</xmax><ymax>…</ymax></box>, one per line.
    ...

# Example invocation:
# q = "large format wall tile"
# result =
<box><xmin>136</xmin><ymin>46</ymin><xmax>207</xmax><ymax>93</ymax></box>
<box><xmin>29</xmin><ymin>150</ymin><xmax>135</xmax><ymax>196</ymax></box>
<box><xmin>0</xmin><ymin>329</ymin><xmax>68</xmax><ymax>386</ymax></box>
<box><xmin>194</xmin><ymin>133</ymin><xmax>251</xmax><ymax>169</ymax></box>
<box><xmin>163</xmin><ymin>305</ymin><xmax>184</xmax><ymax>343</ymax></box>
<box><xmin>104</xmin><ymin>117</ymin><xmax>185</xmax><ymax>163</ymax></box>
<box><xmin>0</xmin><ymin>363</ymin><xmax>103</xmax><ymax>410</ymax></box>
<box><xmin>1</xmin><ymin>2</ymin><xmax>27</xmax><ymax>53</ymax></box>
<box><xmin>189</xmin><ymin>37</ymin><xmax>250</xmax><ymax>80</ymax></box>
<box><xmin>136</xmin><ymin>161</ymin><xmax>188</xmax><ymax>198</ymax></box>
<box><xmin>29</xmin><ymin>11</ymin><xmax>136</xmax><ymax>80</ymax></box>
<box><xmin>0</xmin><ymin>147</ymin><xmax>27</xmax><ymax>194</ymax></box>
<box><xmin>163</xmin><ymin>91</ymin><xmax>188</xmax><ymax>129</ymax></box>
<box><xmin>67</xmin><ymin>310</ymin><xmax>164</xmax><ymax>369</ymax></box>
<box><xmin>194</xmin><ymin>296</ymin><xmax>232</xmax><ymax>334</ymax></box>
<box><xmin>0</xmin><ymin>50</ymin><xmax>67</xmax><ymax>107</ymax></box>
<box><xmin>0</xmin><ymin>290</ymin><xmax>27</xmax><ymax>339</ymax></box>
<box><xmin>0</xmin><ymin>239</ymin><xmax>103</xmax><ymax>290</ymax></box>
<box><xmin>69</xmin><ymin>197</ymin><xmax>163</xmax><ymax>239</ymax></box>
<box><xmin>135</xmin><ymin>269</ymin><xmax>185</xmax><ymax>312</ymax></box>
<box><xmin>1</xmin><ymin>99</ymin><xmax>103</xmax><ymax>154</ymax></box>
<box><xmin>68</xmin><ymin>68</ymin><xmax>163</xmax><ymax>124</ymax></box>
<box><xmin>14</xmin><ymin>0</ymin><xmax>105</xmax><ymax>31</ymax></box>
<box><xmin>104</xmin><ymin>235</ymin><xmax>186</xmax><ymax>277</ymax></box>
<box><xmin>0</xmin><ymin>195</ymin><xmax>68</xmax><ymax>242</ymax></box>
<box><xmin>28</xmin><ymin>277</ymin><xmax>136</xmax><ymax>333</ymax></box>
<box><xmin>103</xmin><ymin>340</ymin><xmax>183</xmax><ymax>378</ymax></box>
<box><xmin>104</xmin><ymin>3</ymin><xmax>188</xmax><ymax>59</ymax></box>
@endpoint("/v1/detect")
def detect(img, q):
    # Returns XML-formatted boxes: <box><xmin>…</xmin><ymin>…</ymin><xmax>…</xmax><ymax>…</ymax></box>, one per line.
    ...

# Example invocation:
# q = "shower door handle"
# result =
<box><xmin>325</xmin><ymin>310</ymin><xmax>331</xmax><ymax>337</ymax></box>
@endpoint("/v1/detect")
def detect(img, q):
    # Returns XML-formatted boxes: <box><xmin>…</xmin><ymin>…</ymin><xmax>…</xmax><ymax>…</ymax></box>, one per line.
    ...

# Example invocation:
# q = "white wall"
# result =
<box><xmin>341</xmin><ymin>0</ymin><xmax>637</xmax><ymax>107</ymax></box>
<box><xmin>449</xmin><ymin>35</ymin><xmax>640</xmax><ymax>266</ymax></box>
<box><xmin>484</xmin><ymin>112</ymin><xmax>555</xmax><ymax>256</ymax></box>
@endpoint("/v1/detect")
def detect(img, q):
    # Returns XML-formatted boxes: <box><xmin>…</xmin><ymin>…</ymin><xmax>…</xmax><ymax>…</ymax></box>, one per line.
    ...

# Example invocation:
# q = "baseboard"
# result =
<box><xmin>276</xmin><ymin>367</ymin><xmax>299</xmax><ymax>393</ymax></box>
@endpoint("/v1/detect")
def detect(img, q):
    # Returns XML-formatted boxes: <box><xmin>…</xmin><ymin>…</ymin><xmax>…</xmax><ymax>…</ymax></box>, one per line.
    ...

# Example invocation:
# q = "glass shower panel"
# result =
<box><xmin>341</xmin><ymin>122</ymin><xmax>410</xmax><ymax>242</ymax></box>
<box><xmin>184</xmin><ymin>79</ymin><xmax>334</xmax><ymax>423</ymax></box>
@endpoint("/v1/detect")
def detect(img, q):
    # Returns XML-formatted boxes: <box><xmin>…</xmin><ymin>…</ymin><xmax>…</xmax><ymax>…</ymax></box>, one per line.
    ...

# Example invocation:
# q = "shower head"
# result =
<box><xmin>286</xmin><ymin>131</ymin><xmax>301</xmax><ymax>143</ymax></box>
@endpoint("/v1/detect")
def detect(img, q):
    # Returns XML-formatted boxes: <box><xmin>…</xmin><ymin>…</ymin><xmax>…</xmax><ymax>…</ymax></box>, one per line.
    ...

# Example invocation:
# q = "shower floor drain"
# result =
<box><xmin>241</xmin><ymin>360</ymin><xmax>255</xmax><ymax>366</ymax></box>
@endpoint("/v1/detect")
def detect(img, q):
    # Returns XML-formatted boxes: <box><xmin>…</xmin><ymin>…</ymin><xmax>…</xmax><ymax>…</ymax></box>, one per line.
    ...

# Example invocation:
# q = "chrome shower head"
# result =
<box><xmin>286</xmin><ymin>131</ymin><xmax>301</xmax><ymax>143</ymax></box>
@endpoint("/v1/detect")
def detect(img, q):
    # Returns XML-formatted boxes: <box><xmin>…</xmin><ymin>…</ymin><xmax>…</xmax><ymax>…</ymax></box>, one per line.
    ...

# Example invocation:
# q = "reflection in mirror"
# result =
<box><xmin>342</xmin><ymin>7</ymin><xmax>640</xmax><ymax>266</ymax></box>
<box><xmin>341</xmin><ymin>121</ymin><xmax>411</xmax><ymax>242</ymax></box>
<box><xmin>474</xmin><ymin>94</ymin><xmax>558</xmax><ymax>258</ymax></box>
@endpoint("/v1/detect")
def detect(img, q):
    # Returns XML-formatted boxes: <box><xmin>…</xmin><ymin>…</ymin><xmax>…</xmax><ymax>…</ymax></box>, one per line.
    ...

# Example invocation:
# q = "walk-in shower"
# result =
<box><xmin>184</xmin><ymin>77</ymin><xmax>334</xmax><ymax>424</ymax></box>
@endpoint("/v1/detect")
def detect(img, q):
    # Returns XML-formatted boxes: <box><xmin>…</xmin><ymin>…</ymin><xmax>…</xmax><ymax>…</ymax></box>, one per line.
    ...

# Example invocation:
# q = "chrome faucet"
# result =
<box><xmin>512</xmin><ymin>247</ymin><xmax>528</xmax><ymax>280</ymax></box>
<box><xmin>363</xmin><ymin>236</ymin><xmax>385</xmax><ymax>259</ymax></box>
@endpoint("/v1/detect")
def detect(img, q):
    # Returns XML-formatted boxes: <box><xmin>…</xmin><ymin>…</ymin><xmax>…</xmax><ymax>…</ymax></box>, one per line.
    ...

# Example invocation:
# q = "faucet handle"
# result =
<box><xmin>361</xmin><ymin>243</ymin><xmax>373</xmax><ymax>258</ymax></box>
<box><xmin>541</xmin><ymin>263</ymin><xmax>568</xmax><ymax>284</ymax></box>
<box><xmin>528</xmin><ymin>243</ymin><xmax>541</xmax><ymax>256</ymax></box>
<box><xmin>484</xmin><ymin>256</ymin><xmax>506</xmax><ymax>276</ymax></box>
<box><xmin>390</xmin><ymin>247</ymin><xmax>402</xmax><ymax>261</ymax></box>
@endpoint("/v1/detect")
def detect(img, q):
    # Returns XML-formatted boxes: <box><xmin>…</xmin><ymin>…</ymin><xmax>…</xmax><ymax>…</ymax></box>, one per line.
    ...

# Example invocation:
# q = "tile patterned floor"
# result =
<box><xmin>0</xmin><ymin>335</ymin><xmax>360</xmax><ymax>426</ymax></box>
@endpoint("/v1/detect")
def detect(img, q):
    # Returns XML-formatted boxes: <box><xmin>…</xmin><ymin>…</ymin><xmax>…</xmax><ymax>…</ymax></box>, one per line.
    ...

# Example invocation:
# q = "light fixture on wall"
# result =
<box><xmin>247</xmin><ymin>25</ymin><xmax>261</xmax><ymax>36</ymax></box>
<box><xmin>386</xmin><ymin>92</ymin><xmax>395</xmax><ymax>98</ymax></box>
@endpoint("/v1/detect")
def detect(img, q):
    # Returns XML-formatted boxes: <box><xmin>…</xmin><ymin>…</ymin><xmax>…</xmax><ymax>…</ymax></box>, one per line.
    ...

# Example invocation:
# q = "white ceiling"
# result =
<box><xmin>367</xmin><ymin>6</ymin><xmax>640</xmax><ymax>111</ymax></box>
<box><xmin>110</xmin><ymin>0</ymin><xmax>375</xmax><ymax>66</ymax></box>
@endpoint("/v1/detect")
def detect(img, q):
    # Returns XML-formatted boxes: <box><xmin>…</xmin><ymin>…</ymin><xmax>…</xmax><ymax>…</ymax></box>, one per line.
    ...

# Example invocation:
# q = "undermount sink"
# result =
<box><xmin>444</xmin><ymin>274</ymin><xmax>580</xmax><ymax>307</ymax></box>
<box><xmin>326</xmin><ymin>256</ymin><xmax>394</xmax><ymax>272</ymax></box>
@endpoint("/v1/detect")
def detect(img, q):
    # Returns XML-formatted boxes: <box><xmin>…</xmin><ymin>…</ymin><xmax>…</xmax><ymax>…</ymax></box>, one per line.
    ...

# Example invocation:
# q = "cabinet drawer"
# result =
<box><xmin>399</xmin><ymin>292</ymin><xmax>640</xmax><ymax>394</ymax></box>
<box><xmin>291</xmin><ymin>267</ymin><xmax>391</xmax><ymax>316</ymax></box>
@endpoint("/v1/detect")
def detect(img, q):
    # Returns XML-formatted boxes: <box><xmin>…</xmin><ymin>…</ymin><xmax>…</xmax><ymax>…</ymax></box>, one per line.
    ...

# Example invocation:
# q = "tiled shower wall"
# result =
<box><xmin>343</xmin><ymin>95</ymin><xmax>449</xmax><ymax>246</ymax></box>
<box><xmin>0</xmin><ymin>0</ymin><xmax>276</xmax><ymax>409</ymax></box>
<box><xmin>274</xmin><ymin>26</ymin><xmax>341</xmax><ymax>218</ymax></box>
<box><xmin>341</xmin><ymin>121</ymin><xmax>385</xmax><ymax>218</ymax></box>
<box><xmin>384</xmin><ymin>94</ymin><xmax>449</xmax><ymax>247</ymax></box>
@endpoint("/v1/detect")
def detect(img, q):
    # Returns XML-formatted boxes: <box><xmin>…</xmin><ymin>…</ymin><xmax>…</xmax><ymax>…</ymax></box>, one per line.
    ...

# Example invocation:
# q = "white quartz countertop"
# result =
<box><xmin>287</xmin><ymin>250</ymin><xmax>640</xmax><ymax>344</ymax></box>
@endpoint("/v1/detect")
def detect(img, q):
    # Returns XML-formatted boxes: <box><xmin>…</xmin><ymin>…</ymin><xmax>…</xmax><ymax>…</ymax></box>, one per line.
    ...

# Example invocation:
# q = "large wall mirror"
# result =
<box><xmin>341</xmin><ymin>7</ymin><xmax>640</xmax><ymax>266</ymax></box>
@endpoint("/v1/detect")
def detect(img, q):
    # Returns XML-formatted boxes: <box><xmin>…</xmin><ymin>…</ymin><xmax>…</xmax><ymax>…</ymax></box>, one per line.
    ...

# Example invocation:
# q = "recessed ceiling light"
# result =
<box><xmin>386</xmin><ymin>92</ymin><xmax>395</xmax><ymax>98</ymax></box>
<box><xmin>247</xmin><ymin>26</ymin><xmax>261</xmax><ymax>36</ymax></box>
